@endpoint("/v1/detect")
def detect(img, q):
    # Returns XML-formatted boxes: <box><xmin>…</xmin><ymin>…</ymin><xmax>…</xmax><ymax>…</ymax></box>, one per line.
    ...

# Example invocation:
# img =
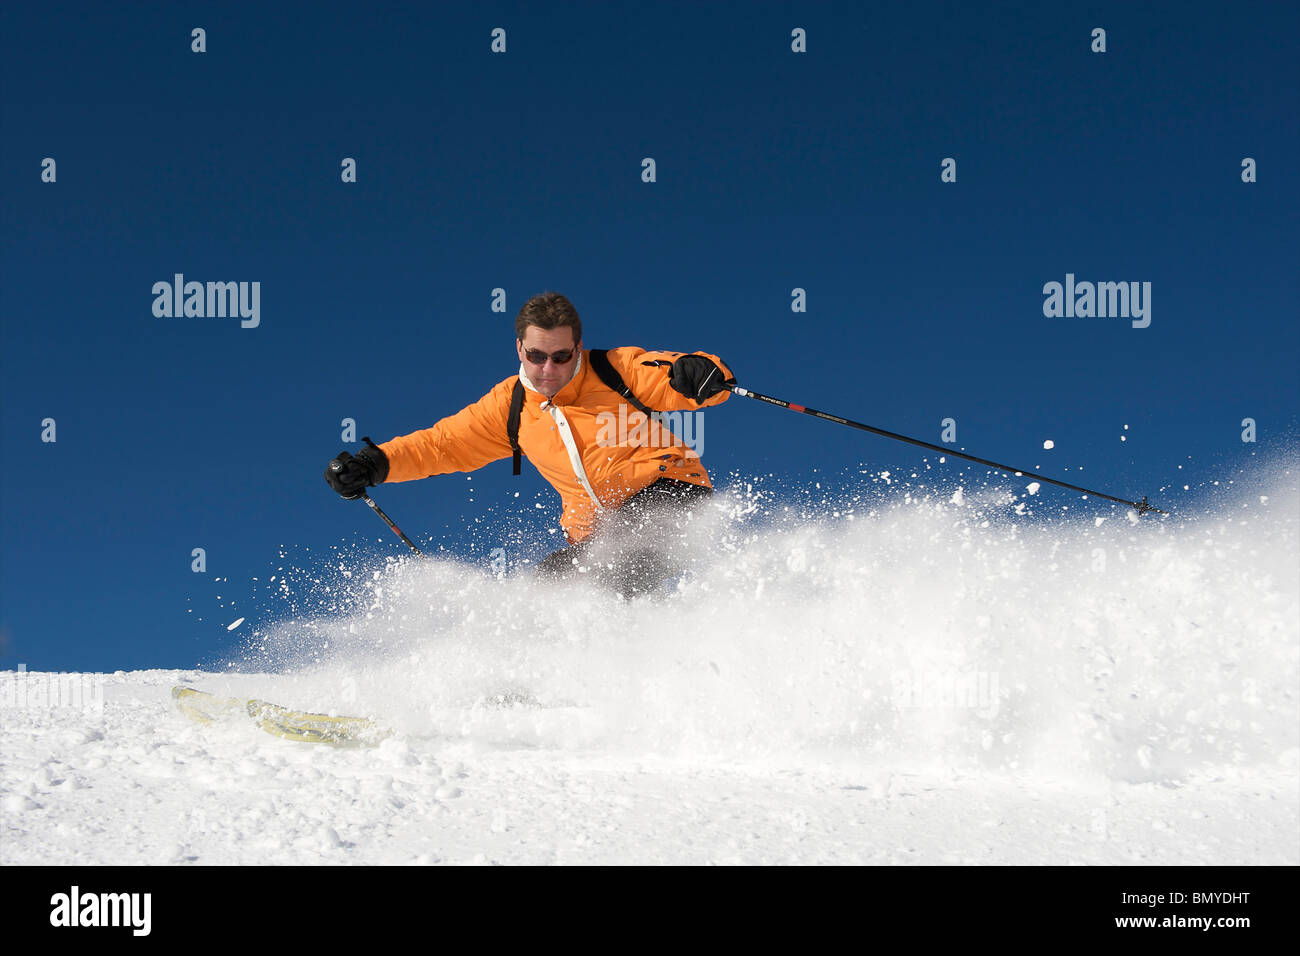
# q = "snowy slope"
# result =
<box><xmin>3</xmin><ymin>468</ymin><xmax>1297</xmax><ymax>865</ymax></box>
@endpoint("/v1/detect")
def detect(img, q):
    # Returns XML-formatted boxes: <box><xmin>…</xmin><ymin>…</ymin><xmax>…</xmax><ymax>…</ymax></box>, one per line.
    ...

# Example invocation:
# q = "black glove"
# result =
<box><xmin>669</xmin><ymin>354</ymin><xmax>734</xmax><ymax>403</ymax></box>
<box><xmin>325</xmin><ymin>436</ymin><xmax>389</xmax><ymax>500</ymax></box>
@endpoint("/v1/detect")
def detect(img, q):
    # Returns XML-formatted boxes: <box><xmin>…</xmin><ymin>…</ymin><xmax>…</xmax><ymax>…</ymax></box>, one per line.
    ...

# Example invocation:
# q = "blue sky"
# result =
<box><xmin>2</xmin><ymin>1</ymin><xmax>1296</xmax><ymax>672</ymax></box>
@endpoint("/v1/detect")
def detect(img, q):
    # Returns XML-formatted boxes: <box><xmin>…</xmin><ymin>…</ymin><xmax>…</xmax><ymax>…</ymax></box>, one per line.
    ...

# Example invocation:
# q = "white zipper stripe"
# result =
<box><xmin>546</xmin><ymin>403</ymin><xmax>605</xmax><ymax>511</ymax></box>
<box><xmin>517</xmin><ymin>355</ymin><xmax>606</xmax><ymax>511</ymax></box>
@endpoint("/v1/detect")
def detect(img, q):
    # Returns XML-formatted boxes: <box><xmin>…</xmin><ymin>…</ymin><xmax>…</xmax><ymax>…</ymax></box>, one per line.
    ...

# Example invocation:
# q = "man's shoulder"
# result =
<box><xmin>588</xmin><ymin>347</ymin><xmax>637</xmax><ymax>384</ymax></box>
<box><xmin>599</xmin><ymin>345</ymin><xmax>653</xmax><ymax>367</ymax></box>
<box><xmin>602</xmin><ymin>346</ymin><xmax>683</xmax><ymax>372</ymax></box>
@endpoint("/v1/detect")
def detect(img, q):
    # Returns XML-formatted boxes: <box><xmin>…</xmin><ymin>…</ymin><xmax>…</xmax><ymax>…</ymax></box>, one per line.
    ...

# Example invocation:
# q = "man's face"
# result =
<box><xmin>517</xmin><ymin>326</ymin><xmax>581</xmax><ymax>399</ymax></box>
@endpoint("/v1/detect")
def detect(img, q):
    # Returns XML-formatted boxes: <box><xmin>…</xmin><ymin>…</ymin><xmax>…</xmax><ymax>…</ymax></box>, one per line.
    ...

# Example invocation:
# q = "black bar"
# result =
<box><xmin>728</xmin><ymin>384</ymin><xmax>1166</xmax><ymax>515</ymax></box>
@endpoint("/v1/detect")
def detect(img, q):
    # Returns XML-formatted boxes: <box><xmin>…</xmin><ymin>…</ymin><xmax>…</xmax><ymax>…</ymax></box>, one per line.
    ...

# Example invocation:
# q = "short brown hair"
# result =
<box><xmin>515</xmin><ymin>291</ymin><xmax>582</xmax><ymax>345</ymax></box>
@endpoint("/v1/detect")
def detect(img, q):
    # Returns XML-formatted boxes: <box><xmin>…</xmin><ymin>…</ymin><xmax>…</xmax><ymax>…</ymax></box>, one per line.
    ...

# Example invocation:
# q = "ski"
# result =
<box><xmin>171</xmin><ymin>686</ymin><xmax>391</xmax><ymax>747</ymax></box>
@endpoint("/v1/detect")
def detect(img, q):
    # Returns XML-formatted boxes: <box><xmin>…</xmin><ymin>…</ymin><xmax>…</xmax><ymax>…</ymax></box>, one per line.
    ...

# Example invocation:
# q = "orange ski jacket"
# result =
<box><xmin>377</xmin><ymin>347</ymin><xmax>732</xmax><ymax>543</ymax></box>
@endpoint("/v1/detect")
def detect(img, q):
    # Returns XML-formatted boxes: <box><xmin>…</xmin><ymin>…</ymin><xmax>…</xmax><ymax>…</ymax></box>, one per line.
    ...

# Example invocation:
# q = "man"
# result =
<box><xmin>324</xmin><ymin>292</ymin><xmax>735</xmax><ymax>597</ymax></box>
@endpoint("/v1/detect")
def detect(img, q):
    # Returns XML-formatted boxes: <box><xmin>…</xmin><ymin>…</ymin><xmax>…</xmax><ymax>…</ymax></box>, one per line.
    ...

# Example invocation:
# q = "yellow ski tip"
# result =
<box><xmin>172</xmin><ymin>686</ymin><xmax>244</xmax><ymax>724</ymax></box>
<box><xmin>173</xmin><ymin>685</ymin><xmax>391</xmax><ymax>747</ymax></box>
<box><xmin>246</xmin><ymin>698</ymin><xmax>392</xmax><ymax>747</ymax></box>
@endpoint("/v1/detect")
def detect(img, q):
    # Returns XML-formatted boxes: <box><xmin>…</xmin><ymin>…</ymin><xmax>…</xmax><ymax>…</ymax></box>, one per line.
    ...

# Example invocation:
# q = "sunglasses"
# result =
<box><xmin>523</xmin><ymin>347</ymin><xmax>576</xmax><ymax>365</ymax></box>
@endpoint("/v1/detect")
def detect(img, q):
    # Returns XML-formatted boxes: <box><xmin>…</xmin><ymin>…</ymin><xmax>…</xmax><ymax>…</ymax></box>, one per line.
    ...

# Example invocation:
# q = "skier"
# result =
<box><xmin>324</xmin><ymin>292</ymin><xmax>735</xmax><ymax>597</ymax></box>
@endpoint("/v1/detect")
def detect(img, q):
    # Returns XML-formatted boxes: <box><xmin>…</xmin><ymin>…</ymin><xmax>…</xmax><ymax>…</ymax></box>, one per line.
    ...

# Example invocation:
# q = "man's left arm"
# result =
<box><xmin>607</xmin><ymin>347</ymin><xmax>736</xmax><ymax>410</ymax></box>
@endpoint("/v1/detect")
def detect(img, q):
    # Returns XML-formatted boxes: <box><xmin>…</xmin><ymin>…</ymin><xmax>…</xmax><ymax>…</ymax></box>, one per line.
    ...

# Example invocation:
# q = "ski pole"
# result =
<box><xmin>359</xmin><ymin>491</ymin><xmax>423</xmax><ymax>554</ymax></box>
<box><xmin>328</xmin><ymin>437</ymin><xmax>425</xmax><ymax>554</ymax></box>
<box><xmin>725</xmin><ymin>384</ymin><xmax>1166</xmax><ymax>516</ymax></box>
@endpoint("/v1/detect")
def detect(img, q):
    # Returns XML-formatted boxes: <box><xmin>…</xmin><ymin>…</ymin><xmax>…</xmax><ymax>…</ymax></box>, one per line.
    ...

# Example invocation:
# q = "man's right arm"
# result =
<box><xmin>378</xmin><ymin>377</ymin><xmax>517</xmax><ymax>483</ymax></box>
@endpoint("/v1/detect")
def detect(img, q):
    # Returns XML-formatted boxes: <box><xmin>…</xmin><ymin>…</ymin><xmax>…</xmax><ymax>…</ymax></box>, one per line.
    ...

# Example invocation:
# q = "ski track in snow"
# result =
<box><xmin>3</xmin><ymin>465</ymin><xmax>1298</xmax><ymax>865</ymax></box>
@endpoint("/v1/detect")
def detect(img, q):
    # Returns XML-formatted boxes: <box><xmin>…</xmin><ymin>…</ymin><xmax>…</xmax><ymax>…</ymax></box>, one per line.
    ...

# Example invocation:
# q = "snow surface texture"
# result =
<box><xmin>4</xmin><ymin>466</ymin><xmax>1298</xmax><ymax>865</ymax></box>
